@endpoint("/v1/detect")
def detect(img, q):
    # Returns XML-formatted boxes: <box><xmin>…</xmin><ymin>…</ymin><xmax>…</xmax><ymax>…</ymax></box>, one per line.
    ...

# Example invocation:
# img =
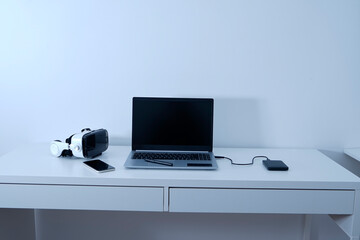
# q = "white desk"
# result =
<box><xmin>0</xmin><ymin>144</ymin><xmax>359</xmax><ymax>240</ymax></box>
<box><xmin>345</xmin><ymin>148</ymin><xmax>360</xmax><ymax>162</ymax></box>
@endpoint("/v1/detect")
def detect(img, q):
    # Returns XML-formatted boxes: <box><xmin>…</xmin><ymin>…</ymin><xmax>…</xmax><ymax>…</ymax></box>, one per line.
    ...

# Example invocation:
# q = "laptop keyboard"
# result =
<box><xmin>132</xmin><ymin>152</ymin><xmax>211</xmax><ymax>161</ymax></box>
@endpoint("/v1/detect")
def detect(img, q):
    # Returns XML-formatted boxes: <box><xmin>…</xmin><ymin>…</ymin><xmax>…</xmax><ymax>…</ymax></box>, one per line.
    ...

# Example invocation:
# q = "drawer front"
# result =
<box><xmin>169</xmin><ymin>188</ymin><xmax>354</xmax><ymax>214</ymax></box>
<box><xmin>0</xmin><ymin>184</ymin><xmax>164</xmax><ymax>212</ymax></box>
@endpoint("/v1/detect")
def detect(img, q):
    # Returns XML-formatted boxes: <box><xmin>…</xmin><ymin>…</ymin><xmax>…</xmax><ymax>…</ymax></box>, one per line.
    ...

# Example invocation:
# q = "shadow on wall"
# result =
<box><xmin>310</xmin><ymin>215</ymin><xmax>348</xmax><ymax>240</ymax></box>
<box><xmin>214</xmin><ymin>98</ymin><xmax>264</xmax><ymax>148</ymax></box>
<box><xmin>108</xmin><ymin>97</ymin><xmax>264</xmax><ymax>148</ymax></box>
<box><xmin>319</xmin><ymin>150</ymin><xmax>360</xmax><ymax>177</ymax></box>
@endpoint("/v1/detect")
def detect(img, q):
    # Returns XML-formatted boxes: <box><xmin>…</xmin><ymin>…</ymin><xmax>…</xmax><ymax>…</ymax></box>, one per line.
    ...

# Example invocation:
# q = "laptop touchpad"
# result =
<box><xmin>187</xmin><ymin>163</ymin><xmax>212</xmax><ymax>167</ymax></box>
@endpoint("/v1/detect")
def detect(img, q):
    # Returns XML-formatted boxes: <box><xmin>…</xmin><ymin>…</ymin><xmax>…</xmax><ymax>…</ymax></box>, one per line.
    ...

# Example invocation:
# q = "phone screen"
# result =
<box><xmin>83</xmin><ymin>160</ymin><xmax>115</xmax><ymax>172</ymax></box>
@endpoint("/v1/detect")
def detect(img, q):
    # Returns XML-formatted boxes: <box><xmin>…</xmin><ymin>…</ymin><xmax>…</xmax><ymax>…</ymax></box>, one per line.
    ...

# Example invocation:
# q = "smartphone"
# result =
<box><xmin>83</xmin><ymin>159</ymin><xmax>115</xmax><ymax>173</ymax></box>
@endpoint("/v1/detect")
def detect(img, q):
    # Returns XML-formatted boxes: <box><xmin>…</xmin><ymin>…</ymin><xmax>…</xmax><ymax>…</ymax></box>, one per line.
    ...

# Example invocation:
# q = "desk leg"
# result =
<box><xmin>303</xmin><ymin>215</ymin><xmax>312</xmax><ymax>240</ymax></box>
<box><xmin>164</xmin><ymin>187</ymin><xmax>169</xmax><ymax>212</ymax></box>
<box><xmin>331</xmin><ymin>189</ymin><xmax>360</xmax><ymax>240</ymax></box>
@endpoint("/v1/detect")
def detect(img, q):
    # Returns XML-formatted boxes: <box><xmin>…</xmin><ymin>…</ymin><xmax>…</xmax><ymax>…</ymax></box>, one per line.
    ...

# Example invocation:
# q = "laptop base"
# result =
<box><xmin>124</xmin><ymin>151</ymin><xmax>218</xmax><ymax>170</ymax></box>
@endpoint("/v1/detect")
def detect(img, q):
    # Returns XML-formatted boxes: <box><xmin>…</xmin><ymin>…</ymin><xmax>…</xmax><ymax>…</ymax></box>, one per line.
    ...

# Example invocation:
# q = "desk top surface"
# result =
<box><xmin>345</xmin><ymin>148</ymin><xmax>360</xmax><ymax>161</ymax></box>
<box><xmin>0</xmin><ymin>144</ymin><xmax>359</xmax><ymax>189</ymax></box>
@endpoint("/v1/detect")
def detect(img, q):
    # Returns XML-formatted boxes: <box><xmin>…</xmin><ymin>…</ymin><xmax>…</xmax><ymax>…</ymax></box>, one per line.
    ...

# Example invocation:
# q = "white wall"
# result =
<box><xmin>0</xmin><ymin>0</ymin><xmax>359</xmax><ymax>240</ymax></box>
<box><xmin>1</xmin><ymin>0</ymin><xmax>359</xmax><ymax>153</ymax></box>
<box><xmin>35</xmin><ymin>211</ymin><xmax>306</xmax><ymax>240</ymax></box>
<box><xmin>0</xmin><ymin>209</ymin><xmax>36</xmax><ymax>240</ymax></box>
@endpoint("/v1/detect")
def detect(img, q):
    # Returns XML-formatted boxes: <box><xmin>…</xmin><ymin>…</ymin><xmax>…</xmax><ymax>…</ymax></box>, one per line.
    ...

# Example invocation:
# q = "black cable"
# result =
<box><xmin>215</xmin><ymin>155</ymin><xmax>269</xmax><ymax>166</ymax></box>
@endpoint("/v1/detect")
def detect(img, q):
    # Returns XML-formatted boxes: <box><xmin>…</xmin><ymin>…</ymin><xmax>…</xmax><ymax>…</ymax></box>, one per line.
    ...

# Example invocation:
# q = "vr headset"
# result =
<box><xmin>50</xmin><ymin>128</ymin><xmax>109</xmax><ymax>158</ymax></box>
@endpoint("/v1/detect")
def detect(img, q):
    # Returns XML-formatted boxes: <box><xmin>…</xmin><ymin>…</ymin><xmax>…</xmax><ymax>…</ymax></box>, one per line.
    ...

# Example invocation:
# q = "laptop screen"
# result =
<box><xmin>132</xmin><ymin>97</ymin><xmax>214</xmax><ymax>151</ymax></box>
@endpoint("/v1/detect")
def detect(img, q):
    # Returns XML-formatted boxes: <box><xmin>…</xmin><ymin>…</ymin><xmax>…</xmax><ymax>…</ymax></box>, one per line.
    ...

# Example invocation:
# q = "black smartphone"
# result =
<box><xmin>83</xmin><ymin>159</ymin><xmax>115</xmax><ymax>173</ymax></box>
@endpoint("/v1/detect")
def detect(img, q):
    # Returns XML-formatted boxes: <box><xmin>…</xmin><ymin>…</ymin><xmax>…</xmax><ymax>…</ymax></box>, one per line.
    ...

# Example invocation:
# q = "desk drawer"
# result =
<box><xmin>0</xmin><ymin>184</ymin><xmax>163</xmax><ymax>211</ymax></box>
<box><xmin>169</xmin><ymin>188</ymin><xmax>354</xmax><ymax>214</ymax></box>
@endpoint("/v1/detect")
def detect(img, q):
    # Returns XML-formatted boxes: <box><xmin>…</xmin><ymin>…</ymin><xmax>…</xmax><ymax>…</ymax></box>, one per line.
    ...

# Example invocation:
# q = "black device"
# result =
<box><xmin>132</xmin><ymin>97</ymin><xmax>213</xmax><ymax>151</ymax></box>
<box><xmin>263</xmin><ymin>160</ymin><xmax>289</xmax><ymax>171</ymax></box>
<box><xmin>83</xmin><ymin>159</ymin><xmax>115</xmax><ymax>173</ymax></box>
<box><xmin>81</xmin><ymin>129</ymin><xmax>109</xmax><ymax>158</ymax></box>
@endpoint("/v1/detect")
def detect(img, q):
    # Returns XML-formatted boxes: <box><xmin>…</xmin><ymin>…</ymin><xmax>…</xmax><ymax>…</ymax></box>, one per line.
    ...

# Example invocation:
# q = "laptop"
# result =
<box><xmin>124</xmin><ymin>97</ymin><xmax>218</xmax><ymax>170</ymax></box>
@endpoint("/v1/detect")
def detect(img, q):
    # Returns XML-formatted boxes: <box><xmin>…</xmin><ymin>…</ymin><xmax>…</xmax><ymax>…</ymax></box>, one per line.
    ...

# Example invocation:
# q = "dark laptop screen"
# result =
<box><xmin>132</xmin><ymin>97</ymin><xmax>214</xmax><ymax>151</ymax></box>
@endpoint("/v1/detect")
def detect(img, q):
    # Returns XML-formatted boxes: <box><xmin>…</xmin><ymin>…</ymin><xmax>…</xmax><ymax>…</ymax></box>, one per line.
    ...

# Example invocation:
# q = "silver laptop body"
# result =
<box><xmin>124</xmin><ymin>97</ymin><xmax>218</xmax><ymax>170</ymax></box>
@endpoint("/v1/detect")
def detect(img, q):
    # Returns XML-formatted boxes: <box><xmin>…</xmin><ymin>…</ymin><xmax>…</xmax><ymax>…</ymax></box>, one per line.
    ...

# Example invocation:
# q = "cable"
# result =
<box><xmin>215</xmin><ymin>155</ymin><xmax>269</xmax><ymax>166</ymax></box>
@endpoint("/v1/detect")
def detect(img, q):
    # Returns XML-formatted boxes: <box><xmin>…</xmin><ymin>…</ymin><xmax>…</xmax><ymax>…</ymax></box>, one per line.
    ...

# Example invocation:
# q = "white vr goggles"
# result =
<box><xmin>50</xmin><ymin>128</ymin><xmax>109</xmax><ymax>158</ymax></box>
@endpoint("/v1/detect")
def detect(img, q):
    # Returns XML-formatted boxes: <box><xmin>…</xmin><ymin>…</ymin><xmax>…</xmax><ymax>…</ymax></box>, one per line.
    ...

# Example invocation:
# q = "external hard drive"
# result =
<box><xmin>263</xmin><ymin>160</ymin><xmax>289</xmax><ymax>171</ymax></box>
